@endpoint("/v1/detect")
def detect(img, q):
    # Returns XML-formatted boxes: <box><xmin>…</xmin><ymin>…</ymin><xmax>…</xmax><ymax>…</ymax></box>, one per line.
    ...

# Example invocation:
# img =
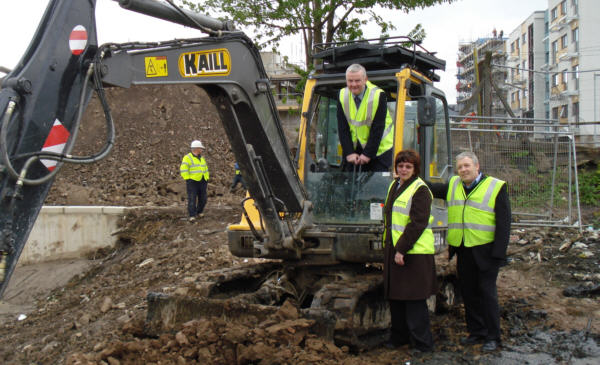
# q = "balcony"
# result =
<box><xmin>540</xmin><ymin>63</ymin><xmax>551</xmax><ymax>71</ymax></box>
<box><xmin>565</xmin><ymin>14</ymin><xmax>578</xmax><ymax>23</ymax></box>
<box><xmin>559</xmin><ymin>52</ymin><xmax>578</xmax><ymax>61</ymax></box>
<box><xmin>549</xmin><ymin>16</ymin><xmax>567</xmax><ymax>32</ymax></box>
<box><xmin>560</xmin><ymin>89</ymin><xmax>579</xmax><ymax>97</ymax></box>
<box><xmin>513</xmin><ymin>76</ymin><xmax>527</xmax><ymax>86</ymax></box>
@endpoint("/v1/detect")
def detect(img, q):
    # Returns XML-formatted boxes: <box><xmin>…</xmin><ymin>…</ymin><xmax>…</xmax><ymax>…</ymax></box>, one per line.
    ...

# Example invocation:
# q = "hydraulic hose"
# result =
<box><xmin>1</xmin><ymin>48</ymin><xmax>116</xmax><ymax>185</ymax></box>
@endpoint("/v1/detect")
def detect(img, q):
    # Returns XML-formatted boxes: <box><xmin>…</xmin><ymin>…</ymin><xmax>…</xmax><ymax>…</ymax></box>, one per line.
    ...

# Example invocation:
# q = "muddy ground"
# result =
<box><xmin>0</xmin><ymin>85</ymin><xmax>598</xmax><ymax>364</ymax></box>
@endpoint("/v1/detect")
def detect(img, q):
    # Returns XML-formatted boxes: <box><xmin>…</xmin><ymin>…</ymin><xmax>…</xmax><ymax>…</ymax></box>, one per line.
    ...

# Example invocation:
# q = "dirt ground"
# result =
<box><xmin>0</xmin><ymin>85</ymin><xmax>598</xmax><ymax>364</ymax></box>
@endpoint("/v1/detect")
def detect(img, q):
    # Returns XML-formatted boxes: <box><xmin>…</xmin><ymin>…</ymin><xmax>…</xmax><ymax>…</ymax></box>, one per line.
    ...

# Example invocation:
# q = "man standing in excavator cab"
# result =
<box><xmin>337</xmin><ymin>63</ymin><xmax>394</xmax><ymax>172</ymax></box>
<box><xmin>180</xmin><ymin>140</ymin><xmax>210</xmax><ymax>222</ymax></box>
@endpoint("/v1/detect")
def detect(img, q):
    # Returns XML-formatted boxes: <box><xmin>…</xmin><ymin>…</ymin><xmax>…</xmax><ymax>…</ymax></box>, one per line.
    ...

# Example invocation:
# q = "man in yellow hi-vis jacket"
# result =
<box><xmin>337</xmin><ymin>63</ymin><xmax>394</xmax><ymax>172</ymax></box>
<box><xmin>428</xmin><ymin>151</ymin><xmax>511</xmax><ymax>352</ymax></box>
<box><xmin>180</xmin><ymin>140</ymin><xmax>210</xmax><ymax>221</ymax></box>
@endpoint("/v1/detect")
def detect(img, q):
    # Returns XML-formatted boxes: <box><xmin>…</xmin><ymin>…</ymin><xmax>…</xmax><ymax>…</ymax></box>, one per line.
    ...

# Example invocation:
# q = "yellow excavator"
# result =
<box><xmin>0</xmin><ymin>0</ymin><xmax>452</xmax><ymax>348</ymax></box>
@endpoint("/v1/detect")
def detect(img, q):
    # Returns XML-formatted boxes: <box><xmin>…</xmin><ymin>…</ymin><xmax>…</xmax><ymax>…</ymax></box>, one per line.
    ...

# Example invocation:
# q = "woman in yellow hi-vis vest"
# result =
<box><xmin>382</xmin><ymin>149</ymin><xmax>437</xmax><ymax>352</ymax></box>
<box><xmin>180</xmin><ymin>140</ymin><xmax>210</xmax><ymax>222</ymax></box>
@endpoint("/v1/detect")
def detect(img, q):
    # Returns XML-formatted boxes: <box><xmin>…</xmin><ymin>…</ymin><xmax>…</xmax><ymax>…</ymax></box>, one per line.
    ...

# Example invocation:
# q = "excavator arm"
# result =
<box><xmin>0</xmin><ymin>0</ymin><xmax>309</xmax><ymax>298</ymax></box>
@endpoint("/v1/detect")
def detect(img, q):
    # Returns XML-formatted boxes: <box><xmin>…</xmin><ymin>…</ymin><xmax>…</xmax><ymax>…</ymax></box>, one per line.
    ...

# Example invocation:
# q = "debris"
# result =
<box><xmin>100</xmin><ymin>297</ymin><xmax>113</xmax><ymax>313</ymax></box>
<box><xmin>17</xmin><ymin>314</ymin><xmax>26</xmax><ymax>321</ymax></box>
<box><xmin>559</xmin><ymin>239</ymin><xmax>573</xmax><ymax>252</ymax></box>
<box><xmin>563</xmin><ymin>283</ymin><xmax>600</xmax><ymax>298</ymax></box>
<box><xmin>138</xmin><ymin>258</ymin><xmax>154</xmax><ymax>268</ymax></box>
<box><xmin>572</xmin><ymin>242</ymin><xmax>588</xmax><ymax>249</ymax></box>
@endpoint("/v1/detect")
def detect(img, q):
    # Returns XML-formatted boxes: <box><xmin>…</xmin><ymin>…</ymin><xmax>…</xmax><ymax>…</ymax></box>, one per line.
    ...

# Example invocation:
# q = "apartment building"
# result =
<box><xmin>456</xmin><ymin>32</ymin><xmax>508</xmax><ymax>116</ymax></box>
<box><xmin>546</xmin><ymin>0</ymin><xmax>600</xmax><ymax>145</ymax></box>
<box><xmin>506</xmin><ymin>11</ymin><xmax>546</xmax><ymax>120</ymax></box>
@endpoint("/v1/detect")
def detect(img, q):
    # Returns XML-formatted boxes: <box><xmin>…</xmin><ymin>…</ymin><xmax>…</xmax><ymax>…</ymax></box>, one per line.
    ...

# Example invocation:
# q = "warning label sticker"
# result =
<box><xmin>178</xmin><ymin>49</ymin><xmax>231</xmax><ymax>77</ymax></box>
<box><xmin>145</xmin><ymin>56</ymin><xmax>168</xmax><ymax>77</ymax></box>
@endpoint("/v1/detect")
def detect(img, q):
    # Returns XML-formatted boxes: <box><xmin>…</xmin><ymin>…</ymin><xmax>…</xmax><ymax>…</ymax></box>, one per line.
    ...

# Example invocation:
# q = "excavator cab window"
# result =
<box><xmin>301</xmin><ymin>73</ymin><xmax>451</xmax><ymax>226</ymax></box>
<box><xmin>303</xmin><ymin>81</ymin><xmax>397</xmax><ymax>225</ymax></box>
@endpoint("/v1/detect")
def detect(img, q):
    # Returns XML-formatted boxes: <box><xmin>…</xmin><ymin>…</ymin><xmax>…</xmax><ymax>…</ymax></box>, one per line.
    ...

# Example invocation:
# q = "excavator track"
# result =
<box><xmin>145</xmin><ymin>261</ymin><xmax>390</xmax><ymax>349</ymax></box>
<box><xmin>308</xmin><ymin>271</ymin><xmax>389</xmax><ymax>348</ymax></box>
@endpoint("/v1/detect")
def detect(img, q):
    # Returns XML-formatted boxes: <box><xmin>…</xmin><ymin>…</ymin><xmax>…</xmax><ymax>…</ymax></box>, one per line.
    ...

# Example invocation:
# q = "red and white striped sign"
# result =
<box><xmin>41</xmin><ymin>119</ymin><xmax>70</xmax><ymax>171</ymax></box>
<box><xmin>69</xmin><ymin>25</ymin><xmax>87</xmax><ymax>55</ymax></box>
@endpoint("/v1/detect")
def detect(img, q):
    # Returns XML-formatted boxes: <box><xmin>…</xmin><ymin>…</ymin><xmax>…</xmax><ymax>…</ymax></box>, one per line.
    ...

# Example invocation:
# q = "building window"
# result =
<box><xmin>552</xmin><ymin>107</ymin><xmax>559</xmax><ymax>120</ymax></box>
<box><xmin>573</xmin><ymin>101</ymin><xmax>579</xmax><ymax>124</ymax></box>
<box><xmin>551</xmin><ymin>7</ymin><xmax>558</xmax><ymax>20</ymax></box>
<box><xmin>572</xmin><ymin>0</ymin><xmax>578</xmax><ymax>14</ymax></box>
<box><xmin>573</xmin><ymin>65</ymin><xmax>579</xmax><ymax>89</ymax></box>
<box><xmin>572</xmin><ymin>27</ymin><xmax>579</xmax><ymax>51</ymax></box>
<box><xmin>560</xmin><ymin>0</ymin><xmax>567</xmax><ymax>15</ymax></box>
<box><xmin>552</xmin><ymin>41</ymin><xmax>558</xmax><ymax>63</ymax></box>
<box><xmin>510</xmin><ymin>42</ymin><xmax>515</xmax><ymax>53</ymax></box>
<box><xmin>560</xmin><ymin>104</ymin><xmax>568</xmax><ymax>118</ymax></box>
<box><xmin>562</xmin><ymin>70</ymin><xmax>568</xmax><ymax>86</ymax></box>
<box><xmin>522</xmin><ymin>33</ymin><xmax>527</xmax><ymax>44</ymax></box>
<box><xmin>552</xmin><ymin>73</ymin><xmax>559</xmax><ymax>87</ymax></box>
<box><xmin>522</xmin><ymin>60</ymin><xmax>527</xmax><ymax>71</ymax></box>
<box><xmin>561</xmin><ymin>34</ymin><xmax>568</xmax><ymax>49</ymax></box>
<box><xmin>511</xmin><ymin>92</ymin><xmax>515</xmax><ymax>102</ymax></box>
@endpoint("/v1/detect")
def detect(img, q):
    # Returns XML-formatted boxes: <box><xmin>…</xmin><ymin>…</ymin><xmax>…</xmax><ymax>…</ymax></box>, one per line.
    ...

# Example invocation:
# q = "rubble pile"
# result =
<box><xmin>65</xmin><ymin>301</ymin><xmax>368</xmax><ymax>365</ymax></box>
<box><xmin>46</xmin><ymin>84</ymin><xmax>237</xmax><ymax>206</ymax></box>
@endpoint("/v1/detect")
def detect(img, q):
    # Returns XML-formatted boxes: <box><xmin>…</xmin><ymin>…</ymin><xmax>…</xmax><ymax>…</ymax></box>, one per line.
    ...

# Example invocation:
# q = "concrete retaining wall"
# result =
<box><xmin>21</xmin><ymin>206</ymin><xmax>132</xmax><ymax>265</ymax></box>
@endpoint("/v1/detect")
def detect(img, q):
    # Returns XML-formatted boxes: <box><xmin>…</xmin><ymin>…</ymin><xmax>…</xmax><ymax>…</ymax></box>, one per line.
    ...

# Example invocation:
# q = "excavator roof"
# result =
<box><xmin>312</xmin><ymin>37</ymin><xmax>445</xmax><ymax>82</ymax></box>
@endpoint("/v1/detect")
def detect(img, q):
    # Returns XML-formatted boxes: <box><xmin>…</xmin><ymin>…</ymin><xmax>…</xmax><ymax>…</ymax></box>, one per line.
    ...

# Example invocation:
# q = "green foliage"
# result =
<box><xmin>183</xmin><ymin>0</ymin><xmax>455</xmax><ymax>67</ymax></box>
<box><xmin>578</xmin><ymin>166</ymin><xmax>600</xmax><ymax>206</ymax></box>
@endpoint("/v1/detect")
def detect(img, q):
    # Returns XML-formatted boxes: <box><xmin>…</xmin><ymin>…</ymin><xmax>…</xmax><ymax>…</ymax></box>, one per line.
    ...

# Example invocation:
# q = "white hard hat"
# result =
<box><xmin>190</xmin><ymin>140</ymin><xmax>204</xmax><ymax>149</ymax></box>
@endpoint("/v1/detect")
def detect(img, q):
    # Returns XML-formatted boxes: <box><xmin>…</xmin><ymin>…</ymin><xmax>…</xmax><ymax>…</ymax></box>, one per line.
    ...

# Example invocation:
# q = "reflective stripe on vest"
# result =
<box><xmin>383</xmin><ymin>178</ymin><xmax>435</xmax><ymax>254</ymax></box>
<box><xmin>446</xmin><ymin>175</ymin><xmax>505</xmax><ymax>247</ymax></box>
<box><xmin>339</xmin><ymin>81</ymin><xmax>394</xmax><ymax>156</ymax></box>
<box><xmin>180</xmin><ymin>153</ymin><xmax>210</xmax><ymax>181</ymax></box>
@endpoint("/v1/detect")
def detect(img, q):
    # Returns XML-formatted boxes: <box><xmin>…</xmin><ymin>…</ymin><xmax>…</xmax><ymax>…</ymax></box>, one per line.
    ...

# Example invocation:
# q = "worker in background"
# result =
<box><xmin>337</xmin><ymin>63</ymin><xmax>394</xmax><ymax>172</ymax></box>
<box><xmin>229</xmin><ymin>162</ymin><xmax>247</xmax><ymax>192</ymax></box>
<box><xmin>427</xmin><ymin>151</ymin><xmax>511</xmax><ymax>352</ymax></box>
<box><xmin>180</xmin><ymin>140</ymin><xmax>210</xmax><ymax>222</ymax></box>
<box><xmin>382</xmin><ymin>149</ymin><xmax>436</xmax><ymax>352</ymax></box>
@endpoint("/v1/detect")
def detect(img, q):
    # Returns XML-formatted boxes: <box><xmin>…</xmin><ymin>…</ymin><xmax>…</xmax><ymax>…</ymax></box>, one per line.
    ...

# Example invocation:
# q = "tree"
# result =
<box><xmin>183</xmin><ymin>0</ymin><xmax>455</xmax><ymax>68</ymax></box>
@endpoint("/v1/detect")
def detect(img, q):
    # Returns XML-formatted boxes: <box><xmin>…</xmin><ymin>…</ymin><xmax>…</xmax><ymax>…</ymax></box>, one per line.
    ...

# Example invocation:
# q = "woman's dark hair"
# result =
<box><xmin>394</xmin><ymin>149</ymin><xmax>420</xmax><ymax>177</ymax></box>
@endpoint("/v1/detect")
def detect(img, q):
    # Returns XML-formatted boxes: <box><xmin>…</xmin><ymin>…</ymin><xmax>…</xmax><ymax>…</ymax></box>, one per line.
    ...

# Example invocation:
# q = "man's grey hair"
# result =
<box><xmin>456</xmin><ymin>151</ymin><xmax>479</xmax><ymax>166</ymax></box>
<box><xmin>346</xmin><ymin>63</ymin><xmax>366</xmax><ymax>77</ymax></box>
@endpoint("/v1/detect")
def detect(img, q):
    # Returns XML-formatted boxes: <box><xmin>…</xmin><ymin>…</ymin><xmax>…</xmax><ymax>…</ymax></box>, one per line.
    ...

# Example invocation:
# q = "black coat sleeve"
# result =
<box><xmin>395</xmin><ymin>186</ymin><xmax>432</xmax><ymax>255</ymax></box>
<box><xmin>425</xmin><ymin>181</ymin><xmax>449</xmax><ymax>200</ymax></box>
<box><xmin>491</xmin><ymin>183</ymin><xmax>511</xmax><ymax>259</ymax></box>
<box><xmin>337</xmin><ymin>99</ymin><xmax>355</xmax><ymax>158</ymax></box>
<box><xmin>362</xmin><ymin>92</ymin><xmax>388</xmax><ymax>159</ymax></box>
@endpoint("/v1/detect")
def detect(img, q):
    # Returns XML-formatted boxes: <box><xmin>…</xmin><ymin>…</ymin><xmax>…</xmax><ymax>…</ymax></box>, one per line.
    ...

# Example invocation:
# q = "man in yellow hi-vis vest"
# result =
<box><xmin>428</xmin><ymin>151</ymin><xmax>511</xmax><ymax>352</ymax></box>
<box><xmin>337</xmin><ymin>63</ymin><xmax>394</xmax><ymax>172</ymax></box>
<box><xmin>180</xmin><ymin>140</ymin><xmax>210</xmax><ymax>222</ymax></box>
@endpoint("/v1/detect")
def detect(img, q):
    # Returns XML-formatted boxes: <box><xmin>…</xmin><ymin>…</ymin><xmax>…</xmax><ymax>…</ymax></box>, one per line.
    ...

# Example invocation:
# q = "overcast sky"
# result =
<box><xmin>1</xmin><ymin>0</ymin><xmax>549</xmax><ymax>103</ymax></box>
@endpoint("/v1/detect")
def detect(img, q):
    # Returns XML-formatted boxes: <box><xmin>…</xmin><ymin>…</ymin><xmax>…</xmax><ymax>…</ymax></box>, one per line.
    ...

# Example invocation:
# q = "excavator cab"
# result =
<box><xmin>297</xmin><ymin>39</ymin><xmax>452</xmax><ymax>242</ymax></box>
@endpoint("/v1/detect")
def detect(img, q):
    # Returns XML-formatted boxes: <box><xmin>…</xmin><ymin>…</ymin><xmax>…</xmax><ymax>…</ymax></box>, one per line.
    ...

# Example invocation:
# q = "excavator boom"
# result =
<box><xmin>0</xmin><ymin>0</ymin><xmax>306</xmax><ymax>298</ymax></box>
